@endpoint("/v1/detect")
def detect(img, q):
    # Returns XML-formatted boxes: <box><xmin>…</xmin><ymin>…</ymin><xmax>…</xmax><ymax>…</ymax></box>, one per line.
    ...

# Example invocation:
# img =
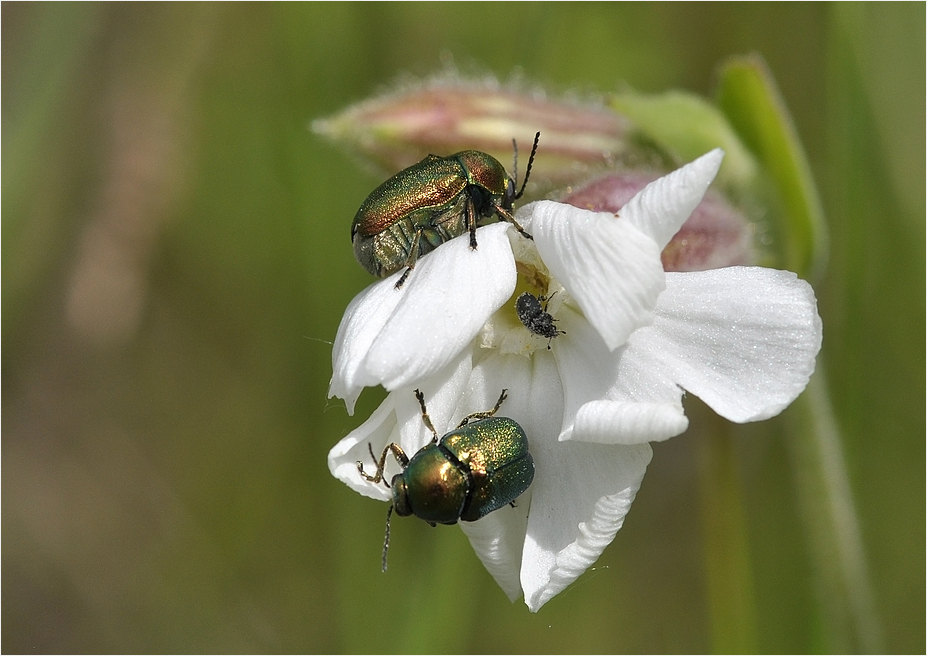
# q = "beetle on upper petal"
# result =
<box><xmin>351</xmin><ymin>133</ymin><xmax>540</xmax><ymax>288</ymax></box>
<box><xmin>357</xmin><ymin>388</ymin><xmax>535</xmax><ymax>570</ymax></box>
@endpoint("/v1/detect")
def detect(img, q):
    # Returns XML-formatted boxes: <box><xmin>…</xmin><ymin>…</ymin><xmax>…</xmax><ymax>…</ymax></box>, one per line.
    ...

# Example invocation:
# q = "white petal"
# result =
<box><xmin>531</xmin><ymin>200</ymin><xmax>665</xmax><ymax>350</ymax></box>
<box><xmin>571</xmin><ymin>400</ymin><xmax>688</xmax><ymax>444</ymax></box>
<box><xmin>364</xmin><ymin>222</ymin><xmax>517</xmax><ymax>391</ymax></box>
<box><xmin>327</xmin><ymin>392</ymin><xmax>399</xmax><ymax>501</ymax></box>
<box><xmin>464</xmin><ymin>341</ymin><xmax>655</xmax><ymax>613</ymax></box>
<box><xmin>550</xmin><ymin>304</ymin><xmax>621</xmax><ymax>440</ymax></box>
<box><xmin>521</xmin><ymin>440</ymin><xmax>652</xmax><ymax>612</ymax></box>
<box><xmin>392</xmin><ymin>348</ymin><xmax>477</xmax><ymax>451</ymax></box>
<box><xmin>327</xmin><ymin>351</ymin><xmax>474</xmax><ymax>498</ymax></box>
<box><xmin>456</xmin><ymin>349</ymin><xmax>562</xmax><ymax>601</ymax></box>
<box><xmin>459</xmin><ymin>498</ymin><xmax>531</xmax><ymax>602</ymax></box>
<box><xmin>551</xmin><ymin>304</ymin><xmax>687</xmax><ymax>444</ymax></box>
<box><xmin>328</xmin><ymin>222</ymin><xmax>516</xmax><ymax>411</ymax></box>
<box><xmin>328</xmin><ymin>278</ymin><xmax>404</xmax><ymax>413</ymax></box>
<box><xmin>622</xmin><ymin>148</ymin><xmax>724</xmax><ymax>250</ymax></box>
<box><xmin>633</xmin><ymin>267</ymin><xmax>822</xmax><ymax>423</ymax></box>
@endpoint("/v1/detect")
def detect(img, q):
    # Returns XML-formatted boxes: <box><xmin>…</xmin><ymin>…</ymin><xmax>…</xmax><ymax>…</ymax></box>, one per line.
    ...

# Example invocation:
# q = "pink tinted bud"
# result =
<box><xmin>563</xmin><ymin>172</ymin><xmax>758</xmax><ymax>271</ymax></box>
<box><xmin>313</xmin><ymin>78</ymin><xmax>632</xmax><ymax>189</ymax></box>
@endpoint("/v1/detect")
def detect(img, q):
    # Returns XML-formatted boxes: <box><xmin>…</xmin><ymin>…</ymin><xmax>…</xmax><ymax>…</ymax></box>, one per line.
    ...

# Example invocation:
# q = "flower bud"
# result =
<box><xmin>562</xmin><ymin>172</ymin><xmax>758</xmax><ymax>271</ymax></box>
<box><xmin>313</xmin><ymin>77</ymin><xmax>636</xmax><ymax>189</ymax></box>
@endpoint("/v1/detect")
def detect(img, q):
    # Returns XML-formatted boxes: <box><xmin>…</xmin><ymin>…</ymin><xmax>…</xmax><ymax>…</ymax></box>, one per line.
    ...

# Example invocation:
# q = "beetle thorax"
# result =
<box><xmin>394</xmin><ymin>445</ymin><xmax>471</xmax><ymax>525</ymax></box>
<box><xmin>456</xmin><ymin>151</ymin><xmax>509</xmax><ymax>198</ymax></box>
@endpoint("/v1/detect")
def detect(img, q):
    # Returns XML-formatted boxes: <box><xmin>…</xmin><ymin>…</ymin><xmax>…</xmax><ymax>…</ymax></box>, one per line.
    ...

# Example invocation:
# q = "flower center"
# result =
<box><xmin>477</xmin><ymin>248</ymin><xmax>568</xmax><ymax>356</ymax></box>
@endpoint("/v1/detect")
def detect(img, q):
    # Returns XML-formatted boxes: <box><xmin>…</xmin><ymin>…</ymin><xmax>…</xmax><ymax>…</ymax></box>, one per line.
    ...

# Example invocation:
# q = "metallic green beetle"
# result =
<box><xmin>351</xmin><ymin>133</ymin><xmax>540</xmax><ymax>288</ymax></box>
<box><xmin>358</xmin><ymin>388</ymin><xmax>535</xmax><ymax>570</ymax></box>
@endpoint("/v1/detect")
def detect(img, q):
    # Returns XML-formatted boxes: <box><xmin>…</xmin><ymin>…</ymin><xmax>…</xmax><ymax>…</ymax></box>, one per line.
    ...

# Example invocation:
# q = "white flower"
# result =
<box><xmin>327</xmin><ymin>149</ymin><xmax>823</xmax><ymax>611</ymax></box>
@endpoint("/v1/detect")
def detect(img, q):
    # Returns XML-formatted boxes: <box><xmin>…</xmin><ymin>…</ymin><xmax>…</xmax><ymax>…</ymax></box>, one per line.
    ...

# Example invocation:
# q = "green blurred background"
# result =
<box><xmin>3</xmin><ymin>3</ymin><xmax>923</xmax><ymax>653</ymax></box>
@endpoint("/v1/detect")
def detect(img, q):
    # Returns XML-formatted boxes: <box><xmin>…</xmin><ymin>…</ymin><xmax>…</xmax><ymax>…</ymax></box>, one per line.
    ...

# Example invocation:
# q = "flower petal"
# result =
<box><xmin>571</xmin><ymin>400</ymin><xmax>688</xmax><ymax>444</ymax></box>
<box><xmin>328</xmin><ymin>278</ymin><xmax>405</xmax><ymax>413</ymax></box>
<box><xmin>530</xmin><ymin>200</ymin><xmax>665</xmax><ymax>350</ymax></box>
<box><xmin>329</xmin><ymin>222</ymin><xmax>516</xmax><ymax>411</ymax></box>
<box><xmin>621</xmin><ymin>148</ymin><xmax>724</xmax><ymax>251</ymax></box>
<box><xmin>327</xmin><ymin>350</ymin><xmax>474</xmax><ymax>497</ymax></box>
<box><xmin>364</xmin><ymin>222</ymin><xmax>517</xmax><ymax>390</ymax></box>
<box><xmin>632</xmin><ymin>267</ymin><xmax>822</xmax><ymax>423</ymax></box>
<box><xmin>549</xmin><ymin>304</ymin><xmax>621</xmax><ymax>439</ymax></box>
<box><xmin>454</xmin><ymin>348</ymin><xmax>561</xmax><ymax>603</ymax></box>
<box><xmin>521</xmin><ymin>440</ymin><xmax>652</xmax><ymax>612</ymax></box>
<box><xmin>459</xmin><ymin>499</ymin><xmax>531</xmax><ymax>602</ymax></box>
<box><xmin>552</xmin><ymin>304</ymin><xmax>688</xmax><ymax>444</ymax></box>
<box><xmin>463</xmin><ymin>346</ymin><xmax>654</xmax><ymax>612</ymax></box>
<box><xmin>327</xmin><ymin>391</ymin><xmax>399</xmax><ymax>501</ymax></box>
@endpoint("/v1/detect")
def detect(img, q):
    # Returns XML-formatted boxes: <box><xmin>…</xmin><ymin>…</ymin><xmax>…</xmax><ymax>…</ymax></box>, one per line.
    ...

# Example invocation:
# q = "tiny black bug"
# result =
<box><xmin>515</xmin><ymin>292</ymin><xmax>565</xmax><ymax>348</ymax></box>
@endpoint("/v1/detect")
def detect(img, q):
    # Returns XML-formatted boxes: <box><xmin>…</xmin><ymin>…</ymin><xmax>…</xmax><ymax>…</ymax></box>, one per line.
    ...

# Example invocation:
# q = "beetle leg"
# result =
<box><xmin>467</xmin><ymin>200</ymin><xmax>479</xmax><ymax>250</ymax></box>
<box><xmin>394</xmin><ymin>267</ymin><xmax>412</xmax><ymax>289</ymax></box>
<box><xmin>394</xmin><ymin>225</ymin><xmax>426</xmax><ymax>289</ymax></box>
<box><xmin>488</xmin><ymin>388</ymin><xmax>509</xmax><ymax>415</ymax></box>
<box><xmin>494</xmin><ymin>206</ymin><xmax>533</xmax><ymax>241</ymax></box>
<box><xmin>413</xmin><ymin>389</ymin><xmax>439</xmax><ymax>442</ymax></box>
<box><xmin>457</xmin><ymin>389</ymin><xmax>509</xmax><ymax>427</ymax></box>
<box><xmin>357</xmin><ymin>442</ymin><xmax>409</xmax><ymax>485</ymax></box>
<box><xmin>394</xmin><ymin>268</ymin><xmax>412</xmax><ymax>289</ymax></box>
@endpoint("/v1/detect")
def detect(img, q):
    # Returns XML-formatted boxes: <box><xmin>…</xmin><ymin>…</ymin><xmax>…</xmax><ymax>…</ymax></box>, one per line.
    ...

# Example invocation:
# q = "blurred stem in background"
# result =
<box><xmin>785</xmin><ymin>373</ymin><xmax>883</xmax><ymax>653</ymax></box>
<box><xmin>713</xmin><ymin>53</ymin><xmax>882</xmax><ymax>653</ymax></box>
<box><xmin>695</xmin><ymin>416</ymin><xmax>759</xmax><ymax>654</ymax></box>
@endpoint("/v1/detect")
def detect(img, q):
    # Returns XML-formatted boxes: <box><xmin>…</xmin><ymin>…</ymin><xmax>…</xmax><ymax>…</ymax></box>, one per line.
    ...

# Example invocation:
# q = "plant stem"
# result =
<box><xmin>784</xmin><ymin>368</ymin><xmax>884</xmax><ymax>653</ymax></box>
<box><xmin>696</xmin><ymin>418</ymin><xmax>759</xmax><ymax>653</ymax></box>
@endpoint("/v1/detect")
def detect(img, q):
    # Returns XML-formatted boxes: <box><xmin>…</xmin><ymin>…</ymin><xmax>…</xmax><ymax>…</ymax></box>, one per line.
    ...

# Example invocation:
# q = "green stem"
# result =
<box><xmin>696</xmin><ymin>418</ymin><xmax>759</xmax><ymax>653</ymax></box>
<box><xmin>397</xmin><ymin>525</ymin><xmax>478</xmax><ymax>653</ymax></box>
<box><xmin>784</xmin><ymin>367</ymin><xmax>884</xmax><ymax>652</ymax></box>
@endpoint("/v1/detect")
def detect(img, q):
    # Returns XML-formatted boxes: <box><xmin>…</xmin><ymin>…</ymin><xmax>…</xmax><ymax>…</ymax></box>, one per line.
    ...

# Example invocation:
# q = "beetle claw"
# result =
<box><xmin>394</xmin><ymin>267</ymin><xmax>412</xmax><ymax>289</ymax></box>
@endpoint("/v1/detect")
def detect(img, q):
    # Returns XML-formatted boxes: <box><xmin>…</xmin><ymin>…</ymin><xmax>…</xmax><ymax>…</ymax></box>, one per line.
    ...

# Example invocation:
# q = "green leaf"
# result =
<box><xmin>610</xmin><ymin>90</ymin><xmax>759</xmax><ymax>190</ymax></box>
<box><xmin>715</xmin><ymin>55</ymin><xmax>829</xmax><ymax>280</ymax></box>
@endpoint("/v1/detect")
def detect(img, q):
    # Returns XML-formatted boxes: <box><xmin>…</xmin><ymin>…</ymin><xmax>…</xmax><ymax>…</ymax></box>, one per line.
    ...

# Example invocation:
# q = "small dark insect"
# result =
<box><xmin>515</xmin><ymin>292</ymin><xmax>565</xmax><ymax>348</ymax></box>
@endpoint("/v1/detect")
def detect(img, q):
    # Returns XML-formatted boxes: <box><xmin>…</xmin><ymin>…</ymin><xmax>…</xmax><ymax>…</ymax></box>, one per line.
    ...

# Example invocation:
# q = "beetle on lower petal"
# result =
<box><xmin>357</xmin><ymin>388</ymin><xmax>535</xmax><ymax>570</ymax></box>
<box><xmin>351</xmin><ymin>133</ymin><xmax>540</xmax><ymax>288</ymax></box>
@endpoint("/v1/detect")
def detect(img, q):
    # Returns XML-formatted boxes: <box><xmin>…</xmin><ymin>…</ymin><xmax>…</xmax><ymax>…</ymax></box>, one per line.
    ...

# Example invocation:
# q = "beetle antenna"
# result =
<box><xmin>381</xmin><ymin>505</ymin><xmax>393</xmax><ymax>572</ymax></box>
<box><xmin>511</xmin><ymin>138</ymin><xmax>519</xmax><ymax>195</ymax></box>
<box><xmin>515</xmin><ymin>132</ymin><xmax>541</xmax><ymax>200</ymax></box>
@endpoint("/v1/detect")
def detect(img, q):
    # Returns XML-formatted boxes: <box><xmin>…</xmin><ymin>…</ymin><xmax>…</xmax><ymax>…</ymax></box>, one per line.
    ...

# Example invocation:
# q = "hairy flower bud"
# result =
<box><xmin>313</xmin><ymin>77</ymin><xmax>636</xmax><ymax>189</ymax></box>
